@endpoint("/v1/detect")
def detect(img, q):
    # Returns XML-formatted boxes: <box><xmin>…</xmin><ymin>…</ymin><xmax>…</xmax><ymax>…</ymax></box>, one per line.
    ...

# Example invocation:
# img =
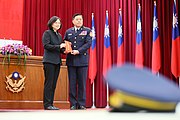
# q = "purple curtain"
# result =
<box><xmin>22</xmin><ymin>0</ymin><xmax>179</xmax><ymax>108</ymax></box>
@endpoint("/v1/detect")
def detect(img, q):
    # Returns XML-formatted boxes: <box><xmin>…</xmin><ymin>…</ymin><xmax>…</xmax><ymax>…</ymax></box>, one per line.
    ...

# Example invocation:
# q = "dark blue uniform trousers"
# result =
<box><xmin>68</xmin><ymin>66</ymin><xmax>88</xmax><ymax>107</ymax></box>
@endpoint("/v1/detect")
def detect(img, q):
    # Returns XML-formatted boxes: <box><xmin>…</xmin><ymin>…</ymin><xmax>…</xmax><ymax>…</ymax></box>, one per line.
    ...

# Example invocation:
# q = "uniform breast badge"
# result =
<box><xmin>79</xmin><ymin>31</ymin><xmax>87</xmax><ymax>35</ymax></box>
<box><xmin>5</xmin><ymin>72</ymin><xmax>26</xmax><ymax>93</ymax></box>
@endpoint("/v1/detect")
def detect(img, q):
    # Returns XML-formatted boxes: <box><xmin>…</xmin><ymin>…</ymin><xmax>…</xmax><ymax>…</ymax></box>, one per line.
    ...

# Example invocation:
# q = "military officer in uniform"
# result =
<box><xmin>64</xmin><ymin>13</ymin><xmax>92</xmax><ymax>110</ymax></box>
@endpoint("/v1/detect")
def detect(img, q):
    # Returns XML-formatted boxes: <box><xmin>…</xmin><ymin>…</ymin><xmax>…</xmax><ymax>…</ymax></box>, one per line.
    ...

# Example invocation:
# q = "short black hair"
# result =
<box><xmin>72</xmin><ymin>13</ymin><xmax>83</xmax><ymax>20</ymax></box>
<box><xmin>47</xmin><ymin>16</ymin><xmax>62</xmax><ymax>30</ymax></box>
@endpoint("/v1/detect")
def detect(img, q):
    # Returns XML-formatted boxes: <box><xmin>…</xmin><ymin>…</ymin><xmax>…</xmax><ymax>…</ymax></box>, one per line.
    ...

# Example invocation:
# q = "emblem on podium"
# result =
<box><xmin>5</xmin><ymin>72</ymin><xmax>26</xmax><ymax>93</ymax></box>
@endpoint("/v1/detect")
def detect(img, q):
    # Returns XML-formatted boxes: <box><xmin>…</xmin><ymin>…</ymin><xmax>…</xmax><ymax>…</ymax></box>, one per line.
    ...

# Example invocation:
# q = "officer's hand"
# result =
<box><xmin>71</xmin><ymin>50</ymin><xmax>79</xmax><ymax>55</ymax></box>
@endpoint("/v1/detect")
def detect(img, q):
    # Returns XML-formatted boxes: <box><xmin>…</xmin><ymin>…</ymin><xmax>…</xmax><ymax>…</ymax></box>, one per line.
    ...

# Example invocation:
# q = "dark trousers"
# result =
<box><xmin>43</xmin><ymin>63</ymin><xmax>60</xmax><ymax>108</ymax></box>
<box><xmin>68</xmin><ymin>66</ymin><xmax>88</xmax><ymax>107</ymax></box>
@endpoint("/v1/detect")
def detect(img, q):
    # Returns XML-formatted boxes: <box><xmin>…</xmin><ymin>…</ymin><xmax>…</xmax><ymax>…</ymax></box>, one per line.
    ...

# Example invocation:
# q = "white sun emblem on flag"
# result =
<box><xmin>173</xmin><ymin>13</ymin><xmax>178</xmax><ymax>28</ymax></box>
<box><xmin>153</xmin><ymin>17</ymin><xmax>158</xmax><ymax>31</ymax></box>
<box><xmin>92</xmin><ymin>27</ymin><xmax>96</xmax><ymax>39</ymax></box>
<box><xmin>137</xmin><ymin>19</ymin><xmax>142</xmax><ymax>33</ymax></box>
<box><xmin>105</xmin><ymin>25</ymin><xmax>109</xmax><ymax>38</ymax></box>
<box><xmin>118</xmin><ymin>23</ymin><xmax>123</xmax><ymax>37</ymax></box>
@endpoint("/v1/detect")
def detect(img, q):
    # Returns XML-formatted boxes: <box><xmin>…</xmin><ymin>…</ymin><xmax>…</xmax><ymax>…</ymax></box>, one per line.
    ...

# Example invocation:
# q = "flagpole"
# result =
<box><xmin>90</xmin><ymin>12</ymin><xmax>96</xmax><ymax>108</ymax></box>
<box><xmin>91</xmin><ymin>82</ymin><xmax>96</xmax><ymax>108</ymax></box>
<box><xmin>106</xmin><ymin>82</ymin><xmax>110</xmax><ymax>108</ymax></box>
<box><xmin>103</xmin><ymin>10</ymin><xmax>111</xmax><ymax>108</ymax></box>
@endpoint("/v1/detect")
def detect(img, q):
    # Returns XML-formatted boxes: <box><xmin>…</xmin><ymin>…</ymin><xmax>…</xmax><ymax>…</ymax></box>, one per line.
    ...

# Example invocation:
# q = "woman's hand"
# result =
<box><xmin>60</xmin><ymin>43</ymin><xmax>66</xmax><ymax>48</ymax></box>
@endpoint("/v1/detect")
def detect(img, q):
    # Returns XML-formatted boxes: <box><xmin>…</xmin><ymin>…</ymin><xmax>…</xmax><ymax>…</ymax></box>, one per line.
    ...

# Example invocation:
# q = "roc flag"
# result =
<box><xmin>89</xmin><ymin>13</ymin><xmax>97</xmax><ymax>84</ymax></box>
<box><xmin>171</xmin><ymin>0</ymin><xmax>180</xmax><ymax>78</ymax></box>
<box><xmin>135</xmin><ymin>4</ymin><xmax>143</xmax><ymax>68</ymax></box>
<box><xmin>103</xmin><ymin>10</ymin><xmax>112</xmax><ymax>77</ymax></box>
<box><xmin>152</xmin><ymin>1</ymin><xmax>161</xmax><ymax>74</ymax></box>
<box><xmin>117</xmin><ymin>9</ymin><xmax>124</xmax><ymax>66</ymax></box>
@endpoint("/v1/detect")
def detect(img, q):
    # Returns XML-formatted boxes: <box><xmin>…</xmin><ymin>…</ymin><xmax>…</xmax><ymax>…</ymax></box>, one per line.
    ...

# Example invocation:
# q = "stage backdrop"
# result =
<box><xmin>0</xmin><ymin>0</ymin><xmax>23</xmax><ymax>40</ymax></box>
<box><xmin>20</xmin><ymin>0</ymin><xmax>179</xmax><ymax>108</ymax></box>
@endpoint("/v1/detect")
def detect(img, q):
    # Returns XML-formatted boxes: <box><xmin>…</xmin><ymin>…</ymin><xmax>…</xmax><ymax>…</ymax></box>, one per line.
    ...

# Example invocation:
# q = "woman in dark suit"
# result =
<box><xmin>42</xmin><ymin>16</ymin><xmax>66</xmax><ymax>110</ymax></box>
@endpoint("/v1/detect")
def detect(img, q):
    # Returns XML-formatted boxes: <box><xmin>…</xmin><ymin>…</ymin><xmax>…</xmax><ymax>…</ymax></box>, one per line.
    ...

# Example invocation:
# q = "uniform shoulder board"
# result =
<box><xmin>83</xmin><ymin>26</ymin><xmax>91</xmax><ymax>30</ymax></box>
<box><xmin>70</xmin><ymin>27</ymin><xmax>74</xmax><ymax>31</ymax></box>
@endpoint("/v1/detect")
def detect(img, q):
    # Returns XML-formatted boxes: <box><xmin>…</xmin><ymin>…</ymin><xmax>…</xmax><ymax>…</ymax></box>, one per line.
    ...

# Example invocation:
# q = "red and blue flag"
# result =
<box><xmin>171</xmin><ymin>0</ymin><xmax>180</xmax><ymax>78</ymax></box>
<box><xmin>117</xmin><ymin>9</ymin><xmax>124</xmax><ymax>66</ymax></box>
<box><xmin>135</xmin><ymin>4</ymin><xmax>143</xmax><ymax>68</ymax></box>
<box><xmin>103</xmin><ymin>11</ymin><xmax>112</xmax><ymax>77</ymax></box>
<box><xmin>88</xmin><ymin>13</ymin><xmax>97</xmax><ymax>84</ymax></box>
<box><xmin>152</xmin><ymin>1</ymin><xmax>161</xmax><ymax>74</ymax></box>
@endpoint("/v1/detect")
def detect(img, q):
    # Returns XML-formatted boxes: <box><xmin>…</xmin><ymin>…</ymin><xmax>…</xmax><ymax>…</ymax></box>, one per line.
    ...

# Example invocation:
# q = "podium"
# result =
<box><xmin>0</xmin><ymin>55</ymin><xmax>70</xmax><ymax>109</ymax></box>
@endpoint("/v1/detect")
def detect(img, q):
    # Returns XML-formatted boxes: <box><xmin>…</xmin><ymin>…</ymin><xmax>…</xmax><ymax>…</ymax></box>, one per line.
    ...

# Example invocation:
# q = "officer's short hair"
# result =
<box><xmin>72</xmin><ymin>13</ymin><xmax>83</xmax><ymax>20</ymax></box>
<box><xmin>47</xmin><ymin>16</ymin><xmax>62</xmax><ymax>30</ymax></box>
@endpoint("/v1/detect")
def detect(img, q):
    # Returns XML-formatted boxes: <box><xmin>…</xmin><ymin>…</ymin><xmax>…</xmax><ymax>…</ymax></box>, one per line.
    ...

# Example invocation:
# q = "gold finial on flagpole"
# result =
<box><xmin>119</xmin><ymin>8</ymin><xmax>122</xmax><ymax>15</ymax></box>
<box><xmin>154</xmin><ymin>1</ymin><xmax>156</xmax><ymax>5</ymax></box>
<box><xmin>138</xmin><ymin>3</ymin><xmax>141</xmax><ymax>10</ymax></box>
<box><xmin>106</xmin><ymin>10</ymin><xmax>108</xmax><ymax>16</ymax></box>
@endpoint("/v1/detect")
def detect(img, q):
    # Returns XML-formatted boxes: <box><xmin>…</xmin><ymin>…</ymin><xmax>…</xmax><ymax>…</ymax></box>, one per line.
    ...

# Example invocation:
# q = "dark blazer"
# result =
<box><xmin>64</xmin><ymin>26</ymin><xmax>92</xmax><ymax>66</ymax></box>
<box><xmin>42</xmin><ymin>30</ymin><xmax>64</xmax><ymax>64</ymax></box>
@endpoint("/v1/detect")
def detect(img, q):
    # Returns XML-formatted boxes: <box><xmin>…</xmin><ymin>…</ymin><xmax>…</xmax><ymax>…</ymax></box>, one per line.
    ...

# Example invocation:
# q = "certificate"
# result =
<box><xmin>65</xmin><ymin>41</ymin><xmax>72</xmax><ymax>53</ymax></box>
